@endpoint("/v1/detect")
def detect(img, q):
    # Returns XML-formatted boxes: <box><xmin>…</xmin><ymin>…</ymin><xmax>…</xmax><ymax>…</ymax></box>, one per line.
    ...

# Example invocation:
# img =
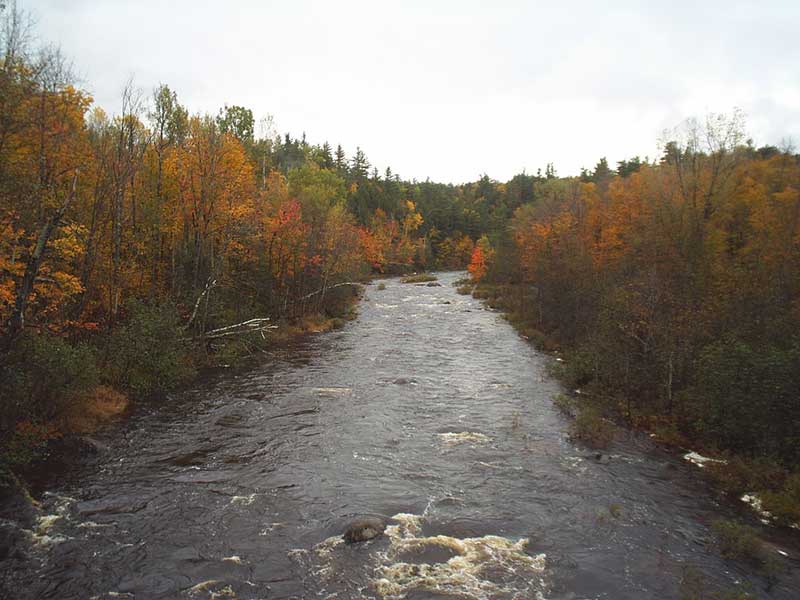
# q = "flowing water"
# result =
<box><xmin>3</xmin><ymin>272</ymin><xmax>799</xmax><ymax>599</ymax></box>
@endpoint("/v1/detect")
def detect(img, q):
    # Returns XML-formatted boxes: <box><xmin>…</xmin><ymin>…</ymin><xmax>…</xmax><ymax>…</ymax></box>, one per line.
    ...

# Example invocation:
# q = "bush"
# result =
<box><xmin>704</xmin><ymin>456</ymin><xmax>785</xmax><ymax>497</ymax></box>
<box><xmin>0</xmin><ymin>331</ymin><xmax>98</xmax><ymax>428</ymax></box>
<box><xmin>688</xmin><ymin>338</ymin><xmax>800</xmax><ymax>465</ymax></box>
<box><xmin>571</xmin><ymin>403</ymin><xmax>617</xmax><ymax>448</ymax></box>
<box><xmin>711</xmin><ymin>519</ymin><xmax>765</xmax><ymax>564</ymax></box>
<box><xmin>761</xmin><ymin>473</ymin><xmax>800</xmax><ymax>527</ymax></box>
<box><xmin>104</xmin><ymin>300</ymin><xmax>194</xmax><ymax>399</ymax></box>
<box><xmin>553</xmin><ymin>393</ymin><xmax>576</xmax><ymax>416</ymax></box>
<box><xmin>679</xmin><ymin>566</ymin><xmax>755</xmax><ymax>600</ymax></box>
<box><xmin>1</xmin><ymin>421</ymin><xmax>61</xmax><ymax>469</ymax></box>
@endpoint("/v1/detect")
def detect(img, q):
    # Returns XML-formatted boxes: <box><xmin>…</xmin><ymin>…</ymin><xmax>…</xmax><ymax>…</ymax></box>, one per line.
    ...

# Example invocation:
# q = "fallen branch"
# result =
<box><xmin>299</xmin><ymin>281</ymin><xmax>362</xmax><ymax>302</ymax></box>
<box><xmin>185</xmin><ymin>277</ymin><xmax>217</xmax><ymax>329</ymax></box>
<box><xmin>185</xmin><ymin>317</ymin><xmax>277</xmax><ymax>341</ymax></box>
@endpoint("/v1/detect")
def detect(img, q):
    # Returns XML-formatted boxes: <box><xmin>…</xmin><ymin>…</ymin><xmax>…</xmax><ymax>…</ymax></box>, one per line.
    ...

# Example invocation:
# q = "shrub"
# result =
<box><xmin>571</xmin><ymin>403</ymin><xmax>617</xmax><ymax>448</ymax></box>
<box><xmin>1</xmin><ymin>421</ymin><xmax>61</xmax><ymax>469</ymax></box>
<box><xmin>711</xmin><ymin>519</ymin><xmax>765</xmax><ymax>564</ymax></box>
<box><xmin>104</xmin><ymin>300</ymin><xmax>194</xmax><ymax>399</ymax></box>
<box><xmin>679</xmin><ymin>566</ymin><xmax>755</xmax><ymax>600</ymax></box>
<box><xmin>688</xmin><ymin>338</ymin><xmax>800</xmax><ymax>465</ymax></box>
<box><xmin>704</xmin><ymin>456</ymin><xmax>785</xmax><ymax>497</ymax></box>
<box><xmin>761</xmin><ymin>474</ymin><xmax>800</xmax><ymax>527</ymax></box>
<box><xmin>553</xmin><ymin>393</ymin><xmax>576</xmax><ymax>416</ymax></box>
<box><xmin>0</xmin><ymin>331</ymin><xmax>98</xmax><ymax>428</ymax></box>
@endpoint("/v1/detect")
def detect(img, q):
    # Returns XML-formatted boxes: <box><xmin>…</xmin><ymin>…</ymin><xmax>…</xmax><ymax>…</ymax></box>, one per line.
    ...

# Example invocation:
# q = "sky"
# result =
<box><xmin>17</xmin><ymin>0</ymin><xmax>800</xmax><ymax>184</ymax></box>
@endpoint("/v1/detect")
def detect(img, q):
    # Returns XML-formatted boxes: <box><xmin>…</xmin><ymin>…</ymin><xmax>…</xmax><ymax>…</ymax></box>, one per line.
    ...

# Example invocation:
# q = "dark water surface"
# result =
<box><xmin>3</xmin><ymin>272</ymin><xmax>799</xmax><ymax>599</ymax></box>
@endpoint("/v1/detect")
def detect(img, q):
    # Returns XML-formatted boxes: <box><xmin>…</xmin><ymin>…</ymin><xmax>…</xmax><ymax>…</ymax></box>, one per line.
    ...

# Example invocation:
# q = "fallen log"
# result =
<box><xmin>298</xmin><ymin>281</ymin><xmax>362</xmax><ymax>302</ymax></box>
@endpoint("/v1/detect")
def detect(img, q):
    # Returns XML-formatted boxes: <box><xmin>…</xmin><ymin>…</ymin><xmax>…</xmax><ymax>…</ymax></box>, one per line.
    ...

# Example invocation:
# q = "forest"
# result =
<box><xmin>1</xmin><ymin>4</ymin><xmax>799</xmax><ymax>526</ymax></box>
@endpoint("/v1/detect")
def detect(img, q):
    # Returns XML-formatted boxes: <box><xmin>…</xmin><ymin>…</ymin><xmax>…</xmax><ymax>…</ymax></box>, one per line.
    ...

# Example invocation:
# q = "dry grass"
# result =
<box><xmin>60</xmin><ymin>385</ymin><xmax>129</xmax><ymax>434</ymax></box>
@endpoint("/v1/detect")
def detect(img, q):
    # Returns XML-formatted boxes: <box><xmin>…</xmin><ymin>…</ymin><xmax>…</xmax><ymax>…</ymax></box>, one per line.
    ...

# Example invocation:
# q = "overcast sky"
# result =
<box><xmin>19</xmin><ymin>0</ymin><xmax>800</xmax><ymax>183</ymax></box>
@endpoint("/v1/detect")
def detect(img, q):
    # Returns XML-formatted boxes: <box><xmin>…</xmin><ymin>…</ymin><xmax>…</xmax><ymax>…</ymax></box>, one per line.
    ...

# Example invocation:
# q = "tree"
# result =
<box><xmin>216</xmin><ymin>104</ymin><xmax>254</xmax><ymax>145</ymax></box>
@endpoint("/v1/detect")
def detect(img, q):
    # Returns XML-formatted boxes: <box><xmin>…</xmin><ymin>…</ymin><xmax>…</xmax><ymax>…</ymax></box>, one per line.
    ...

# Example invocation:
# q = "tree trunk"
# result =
<box><xmin>4</xmin><ymin>172</ymin><xmax>78</xmax><ymax>348</ymax></box>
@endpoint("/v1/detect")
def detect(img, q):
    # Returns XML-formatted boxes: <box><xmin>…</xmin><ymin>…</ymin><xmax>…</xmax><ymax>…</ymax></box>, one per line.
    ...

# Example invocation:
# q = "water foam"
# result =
<box><xmin>437</xmin><ymin>432</ymin><xmax>490</xmax><ymax>447</ymax></box>
<box><xmin>374</xmin><ymin>512</ymin><xmax>547</xmax><ymax>599</ymax></box>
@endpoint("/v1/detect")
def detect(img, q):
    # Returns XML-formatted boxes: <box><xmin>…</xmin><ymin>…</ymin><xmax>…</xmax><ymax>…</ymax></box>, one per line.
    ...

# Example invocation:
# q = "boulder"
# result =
<box><xmin>343</xmin><ymin>517</ymin><xmax>385</xmax><ymax>543</ymax></box>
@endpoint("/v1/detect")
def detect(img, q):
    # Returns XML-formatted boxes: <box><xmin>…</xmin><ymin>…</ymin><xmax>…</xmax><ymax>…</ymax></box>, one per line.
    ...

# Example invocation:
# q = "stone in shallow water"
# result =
<box><xmin>343</xmin><ymin>517</ymin><xmax>385</xmax><ymax>543</ymax></box>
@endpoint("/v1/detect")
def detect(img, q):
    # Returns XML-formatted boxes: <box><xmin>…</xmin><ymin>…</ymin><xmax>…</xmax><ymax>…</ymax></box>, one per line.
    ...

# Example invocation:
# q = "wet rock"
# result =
<box><xmin>426</xmin><ymin>282</ymin><xmax>442</xmax><ymax>287</ymax></box>
<box><xmin>0</xmin><ymin>520</ymin><xmax>28</xmax><ymax>560</ymax></box>
<box><xmin>171</xmin><ymin>546</ymin><xmax>202</xmax><ymax>561</ymax></box>
<box><xmin>393</xmin><ymin>377</ymin><xmax>417</xmax><ymax>385</ymax></box>
<box><xmin>343</xmin><ymin>517</ymin><xmax>385</xmax><ymax>543</ymax></box>
<box><xmin>0</xmin><ymin>472</ymin><xmax>38</xmax><ymax>526</ymax></box>
<box><xmin>589</xmin><ymin>453</ymin><xmax>611</xmax><ymax>464</ymax></box>
<box><xmin>76</xmin><ymin>496</ymin><xmax>148</xmax><ymax>516</ymax></box>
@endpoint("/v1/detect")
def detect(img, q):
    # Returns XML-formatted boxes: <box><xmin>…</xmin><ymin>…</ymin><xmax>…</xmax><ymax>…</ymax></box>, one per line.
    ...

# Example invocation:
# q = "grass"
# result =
<box><xmin>401</xmin><ymin>273</ymin><xmax>437</xmax><ymax>284</ymax></box>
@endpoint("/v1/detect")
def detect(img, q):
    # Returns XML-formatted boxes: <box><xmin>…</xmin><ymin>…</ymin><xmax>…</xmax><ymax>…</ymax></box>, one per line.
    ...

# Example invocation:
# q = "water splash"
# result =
<box><xmin>437</xmin><ymin>432</ymin><xmax>490</xmax><ymax>447</ymax></box>
<box><xmin>375</xmin><ymin>513</ymin><xmax>547</xmax><ymax>599</ymax></box>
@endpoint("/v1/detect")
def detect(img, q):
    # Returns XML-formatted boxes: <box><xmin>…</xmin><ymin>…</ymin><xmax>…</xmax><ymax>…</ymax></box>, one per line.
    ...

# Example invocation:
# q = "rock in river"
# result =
<box><xmin>343</xmin><ymin>517</ymin><xmax>385</xmax><ymax>543</ymax></box>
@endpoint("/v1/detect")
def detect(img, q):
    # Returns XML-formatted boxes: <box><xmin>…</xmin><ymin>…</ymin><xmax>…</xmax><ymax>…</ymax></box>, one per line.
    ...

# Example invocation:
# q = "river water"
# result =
<box><xmin>3</xmin><ymin>272</ymin><xmax>799</xmax><ymax>599</ymax></box>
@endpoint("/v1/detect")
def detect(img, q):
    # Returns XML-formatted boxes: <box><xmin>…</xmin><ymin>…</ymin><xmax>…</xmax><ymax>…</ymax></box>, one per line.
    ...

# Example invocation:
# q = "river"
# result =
<box><xmin>2</xmin><ymin>271</ymin><xmax>798</xmax><ymax>599</ymax></box>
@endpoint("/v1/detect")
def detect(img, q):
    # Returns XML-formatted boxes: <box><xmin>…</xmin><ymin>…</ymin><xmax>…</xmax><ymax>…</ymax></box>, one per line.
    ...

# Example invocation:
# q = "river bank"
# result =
<box><xmin>0</xmin><ymin>287</ymin><xmax>364</xmax><ymax>518</ymax></box>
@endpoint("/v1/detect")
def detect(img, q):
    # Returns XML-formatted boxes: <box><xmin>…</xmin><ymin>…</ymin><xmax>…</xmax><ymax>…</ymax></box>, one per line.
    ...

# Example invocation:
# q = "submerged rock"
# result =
<box><xmin>343</xmin><ymin>517</ymin><xmax>385</xmax><ymax>543</ymax></box>
<box><xmin>426</xmin><ymin>282</ymin><xmax>442</xmax><ymax>287</ymax></box>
